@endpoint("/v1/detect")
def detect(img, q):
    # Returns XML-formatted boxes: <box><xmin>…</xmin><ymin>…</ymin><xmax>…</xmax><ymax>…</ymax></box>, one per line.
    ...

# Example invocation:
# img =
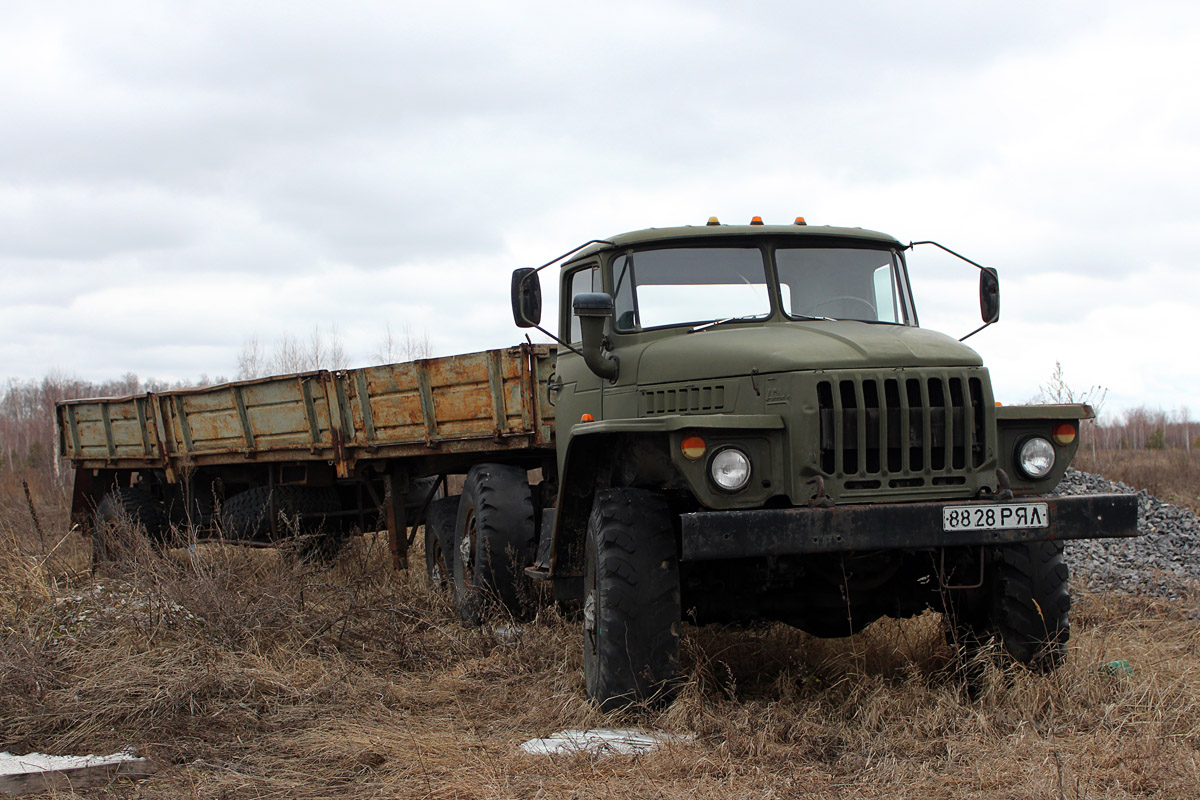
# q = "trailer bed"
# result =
<box><xmin>57</xmin><ymin>344</ymin><xmax>556</xmax><ymax>480</ymax></box>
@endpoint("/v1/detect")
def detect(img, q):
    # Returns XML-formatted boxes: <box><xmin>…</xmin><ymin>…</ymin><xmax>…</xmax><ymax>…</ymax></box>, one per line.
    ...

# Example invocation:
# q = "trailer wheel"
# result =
<box><xmin>164</xmin><ymin>482</ymin><xmax>217</xmax><ymax>531</ymax></box>
<box><xmin>222</xmin><ymin>485</ymin><xmax>343</xmax><ymax>561</ymax></box>
<box><xmin>453</xmin><ymin>464</ymin><xmax>535</xmax><ymax>623</ymax></box>
<box><xmin>949</xmin><ymin>541</ymin><xmax>1070</xmax><ymax>671</ymax></box>
<box><xmin>583</xmin><ymin>488</ymin><xmax>681</xmax><ymax>711</ymax></box>
<box><xmin>424</xmin><ymin>495</ymin><xmax>460</xmax><ymax>591</ymax></box>
<box><xmin>92</xmin><ymin>487</ymin><xmax>168</xmax><ymax>568</ymax></box>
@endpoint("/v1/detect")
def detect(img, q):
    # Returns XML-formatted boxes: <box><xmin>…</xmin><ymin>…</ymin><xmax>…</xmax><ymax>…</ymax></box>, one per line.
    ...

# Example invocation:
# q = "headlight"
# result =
<box><xmin>1017</xmin><ymin>437</ymin><xmax>1055</xmax><ymax>479</ymax></box>
<box><xmin>710</xmin><ymin>448</ymin><xmax>751</xmax><ymax>492</ymax></box>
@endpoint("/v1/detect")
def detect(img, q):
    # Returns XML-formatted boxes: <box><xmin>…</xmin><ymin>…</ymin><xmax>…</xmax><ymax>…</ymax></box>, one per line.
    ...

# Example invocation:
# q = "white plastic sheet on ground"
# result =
<box><xmin>520</xmin><ymin>728</ymin><xmax>689</xmax><ymax>756</ymax></box>
<box><xmin>0</xmin><ymin>750</ymin><xmax>142</xmax><ymax>775</ymax></box>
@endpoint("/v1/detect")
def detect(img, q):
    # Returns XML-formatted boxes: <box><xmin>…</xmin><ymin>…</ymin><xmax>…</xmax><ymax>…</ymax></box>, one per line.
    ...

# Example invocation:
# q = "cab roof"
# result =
<box><xmin>565</xmin><ymin>223</ymin><xmax>904</xmax><ymax>264</ymax></box>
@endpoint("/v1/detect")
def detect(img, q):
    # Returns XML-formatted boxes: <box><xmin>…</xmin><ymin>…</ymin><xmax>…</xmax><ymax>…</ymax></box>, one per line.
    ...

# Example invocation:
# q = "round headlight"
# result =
<box><xmin>1017</xmin><ymin>437</ymin><xmax>1055</xmax><ymax>479</ymax></box>
<box><xmin>710</xmin><ymin>448</ymin><xmax>751</xmax><ymax>492</ymax></box>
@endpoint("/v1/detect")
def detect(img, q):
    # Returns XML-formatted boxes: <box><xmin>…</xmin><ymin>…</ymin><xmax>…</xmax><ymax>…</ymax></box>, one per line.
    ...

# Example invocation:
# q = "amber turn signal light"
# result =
<box><xmin>1052</xmin><ymin>423</ymin><xmax>1076</xmax><ymax>445</ymax></box>
<box><xmin>681</xmin><ymin>435</ymin><xmax>707</xmax><ymax>461</ymax></box>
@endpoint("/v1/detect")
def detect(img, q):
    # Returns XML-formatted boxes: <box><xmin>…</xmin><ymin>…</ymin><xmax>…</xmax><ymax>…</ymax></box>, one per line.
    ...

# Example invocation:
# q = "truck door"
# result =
<box><xmin>554</xmin><ymin>263</ymin><xmax>604</xmax><ymax>459</ymax></box>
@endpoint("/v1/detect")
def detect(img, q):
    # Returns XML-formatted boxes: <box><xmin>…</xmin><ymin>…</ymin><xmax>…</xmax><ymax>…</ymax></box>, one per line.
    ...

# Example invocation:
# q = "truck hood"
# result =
<box><xmin>635</xmin><ymin>323</ymin><xmax>983</xmax><ymax>384</ymax></box>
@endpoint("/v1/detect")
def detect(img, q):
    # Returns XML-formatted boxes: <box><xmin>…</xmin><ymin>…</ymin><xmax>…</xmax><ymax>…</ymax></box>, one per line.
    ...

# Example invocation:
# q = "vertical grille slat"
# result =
<box><xmin>919</xmin><ymin>378</ymin><xmax>933</xmax><ymax>474</ymax></box>
<box><xmin>969</xmin><ymin>377</ymin><xmax>986</xmax><ymax>468</ymax></box>
<box><xmin>832</xmin><ymin>379</ymin><xmax>845</xmax><ymax>475</ymax></box>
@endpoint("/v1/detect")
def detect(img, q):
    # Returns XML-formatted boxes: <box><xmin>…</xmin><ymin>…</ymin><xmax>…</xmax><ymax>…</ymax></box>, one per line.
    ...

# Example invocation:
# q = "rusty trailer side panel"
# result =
<box><xmin>57</xmin><ymin>344</ymin><xmax>556</xmax><ymax>479</ymax></box>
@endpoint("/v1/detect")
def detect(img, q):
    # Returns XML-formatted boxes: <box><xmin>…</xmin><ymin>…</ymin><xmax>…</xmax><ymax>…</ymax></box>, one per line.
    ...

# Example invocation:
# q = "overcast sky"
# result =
<box><xmin>2</xmin><ymin>0</ymin><xmax>1197</xmax><ymax>419</ymax></box>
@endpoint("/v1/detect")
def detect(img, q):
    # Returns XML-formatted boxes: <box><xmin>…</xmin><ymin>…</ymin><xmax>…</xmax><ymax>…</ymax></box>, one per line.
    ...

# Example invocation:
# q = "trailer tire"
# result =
<box><xmin>453</xmin><ymin>464</ymin><xmax>535</xmax><ymax>623</ymax></box>
<box><xmin>164</xmin><ymin>482</ymin><xmax>217</xmax><ymax>531</ymax></box>
<box><xmin>222</xmin><ymin>486</ymin><xmax>343</xmax><ymax>561</ymax></box>
<box><xmin>92</xmin><ymin>487</ymin><xmax>168</xmax><ymax>568</ymax></box>
<box><xmin>949</xmin><ymin>541</ymin><xmax>1070</xmax><ymax>672</ymax></box>
<box><xmin>424</xmin><ymin>495</ymin><xmax>460</xmax><ymax>591</ymax></box>
<box><xmin>583</xmin><ymin>488</ymin><xmax>681</xmax><ymax>711</ymax></box>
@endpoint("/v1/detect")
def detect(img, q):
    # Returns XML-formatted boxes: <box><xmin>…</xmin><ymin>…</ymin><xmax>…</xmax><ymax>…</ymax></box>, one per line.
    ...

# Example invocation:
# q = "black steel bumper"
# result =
<box><xmin>679</xmin><ymin>493</ymin><xmax>1139</xmax><ymax>561</ymax></box>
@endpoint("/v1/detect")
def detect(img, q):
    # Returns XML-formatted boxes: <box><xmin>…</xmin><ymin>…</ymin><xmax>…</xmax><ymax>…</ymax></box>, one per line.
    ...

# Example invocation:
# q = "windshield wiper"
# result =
<box><xmin>790</xmin><ymin>314</ymin><xmax>836</xmax><ymax>322</ymax></box>
<box><xmin>689</xmin><ymin>315</ymin><xmax>763</xmax><ymax>333</ymax></box>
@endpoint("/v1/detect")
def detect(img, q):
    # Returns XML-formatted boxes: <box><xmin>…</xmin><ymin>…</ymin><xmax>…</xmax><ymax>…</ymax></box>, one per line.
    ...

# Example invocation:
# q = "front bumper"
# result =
<box><xmin>679</xmin><ymin>493</ymin><xmax>1138</xmax><ymax>561</ymax></box>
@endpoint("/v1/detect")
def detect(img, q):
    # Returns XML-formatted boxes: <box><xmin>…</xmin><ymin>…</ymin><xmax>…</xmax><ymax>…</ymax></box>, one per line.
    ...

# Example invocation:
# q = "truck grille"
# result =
<box><xmin>817</xmin><ymin>371</ymin><xmax>989</xmax><ymax>488</ymax></box>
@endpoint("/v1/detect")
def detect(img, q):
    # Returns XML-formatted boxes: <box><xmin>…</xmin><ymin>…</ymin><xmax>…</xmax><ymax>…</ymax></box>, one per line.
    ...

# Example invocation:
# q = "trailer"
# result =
<box><xmin>59</xmin><ymin>344</ymin><xmax>555</xmax><ymax>569</ymax></box>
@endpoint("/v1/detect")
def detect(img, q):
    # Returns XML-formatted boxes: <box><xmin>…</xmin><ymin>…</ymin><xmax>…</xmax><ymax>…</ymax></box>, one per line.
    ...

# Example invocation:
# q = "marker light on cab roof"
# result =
<box><xmin>707</xmin><ymin>216</ymin><xmax>720</xmax><ymax>226</ymax></box>
<box><xmin>750</xmin><ymin>216</ymin><xmax>764</xmax><ymax>225</ymax></box>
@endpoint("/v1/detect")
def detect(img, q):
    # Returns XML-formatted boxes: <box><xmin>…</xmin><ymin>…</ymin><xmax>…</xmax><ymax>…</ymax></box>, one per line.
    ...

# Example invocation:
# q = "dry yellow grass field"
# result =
<box><xmin>1075</xmin><ymin>448</ymin><xmax>1199</xmax><ymax>515</ymax></box>
<box><xmin>2</xmin><ymin>461</ymin><xmax>1199</xmax><ymax>799</ymax></box>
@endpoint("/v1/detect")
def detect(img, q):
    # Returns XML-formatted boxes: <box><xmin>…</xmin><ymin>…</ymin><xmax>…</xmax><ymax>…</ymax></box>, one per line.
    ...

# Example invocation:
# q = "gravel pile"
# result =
<box><xmin>1056</xmin><ymin>468</ymin><xmax>1200</xmax><ymax>602</ymax></box>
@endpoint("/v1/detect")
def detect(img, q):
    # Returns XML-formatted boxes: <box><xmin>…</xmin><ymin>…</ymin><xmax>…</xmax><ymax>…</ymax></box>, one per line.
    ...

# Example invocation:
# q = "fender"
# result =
<box><xmin>546</xmin><ymin>413</ymin><xmax>785</xmax><ymax>577</ymax></box>
<box><xmin>995</xmin><ymin>403</ymin><xmax>1091</xmax><ymax>495</ymax></box>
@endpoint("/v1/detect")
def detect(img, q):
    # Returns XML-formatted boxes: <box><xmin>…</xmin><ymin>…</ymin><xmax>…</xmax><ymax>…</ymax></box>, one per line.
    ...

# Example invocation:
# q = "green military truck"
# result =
<box><xmin>58</xmin><ymin>217</ymin><xmax>1139</xmax><ymax>709</ymax></box>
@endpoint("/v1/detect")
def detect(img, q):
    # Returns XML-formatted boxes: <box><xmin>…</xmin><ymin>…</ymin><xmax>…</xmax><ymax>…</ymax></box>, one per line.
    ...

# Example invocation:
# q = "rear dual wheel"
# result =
<box><xmin>452</xmin><ymin>464</ymin><xmax>536</xmax><ymax>622</ymax></box>
<box><xmin>424</xmin><ymin>495</ymin><xmax>461</xmax><ymax>590</ymax></box>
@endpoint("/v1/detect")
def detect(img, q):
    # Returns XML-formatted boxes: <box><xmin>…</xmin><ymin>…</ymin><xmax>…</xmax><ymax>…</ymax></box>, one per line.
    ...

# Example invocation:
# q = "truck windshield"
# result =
<box><xmin>776</xmin><ymin>246</ymin><xmax>911</xmax><ymax>324</ymax></box>
<box><xmin>611</xmin><ymin>243</ymin><xmax>912</xmax><ymax>331</ymax></box>
<box><xmin>612</xmin><ymin>247</ymin><xmax>772</xmax><ymax>331</ymax></box>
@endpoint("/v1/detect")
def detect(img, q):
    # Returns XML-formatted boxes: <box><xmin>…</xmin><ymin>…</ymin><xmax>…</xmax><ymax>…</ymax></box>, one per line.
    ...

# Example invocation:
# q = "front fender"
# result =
<box><xmin>996</xmin><ymin>404</ymin><xmax>1090</xmax><ymax>495</ymax></box>
<box><xmin>547</xmin><ymin>414</ymin><xmax>786</xmax><ymax>576</ymax></box>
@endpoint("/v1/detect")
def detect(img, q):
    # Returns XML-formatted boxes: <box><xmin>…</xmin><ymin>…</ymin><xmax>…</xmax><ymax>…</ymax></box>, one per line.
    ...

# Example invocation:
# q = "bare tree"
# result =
<box><xmin>238</xmin><ymin>325</ymin><xmax>351</xmax><ymax>378</ymax></box>
<box><xmin>237</xmin><ymin>336</ymin><xmax>267</xmax><ymax>380</ymax></box>
<box><xmin>374</xmin><ymin>322</ymin><xmax>432</xmax><ymax>364</ymax></box>
<box><xmin>1036</xmin><ymin>361</ymin><xmax>1109</xmax><ymax>458</ymax></box>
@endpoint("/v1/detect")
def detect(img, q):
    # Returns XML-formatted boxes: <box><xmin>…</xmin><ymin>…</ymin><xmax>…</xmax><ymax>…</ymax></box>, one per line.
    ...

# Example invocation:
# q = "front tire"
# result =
<box><xmin>453</xmin><ymin>464</ymin><xmax>535</xmax><ymax>623</ymax></box>
<box><xmin>948</xmin><ymin>540</ymin><xmax>1070</xmax><ymax>671</ymax></box>
<box><xmin>584</xmin><ymin>488</ymin><xmax>681</xmax><ymax>711</ymax></box>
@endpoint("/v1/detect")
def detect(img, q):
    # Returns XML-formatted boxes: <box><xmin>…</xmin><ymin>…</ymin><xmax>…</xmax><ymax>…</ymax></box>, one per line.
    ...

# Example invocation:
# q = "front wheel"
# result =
<box><xmin>948</xmin><ymin>540</ymin><xmax>1070</xmax><ymax>671</ymax></box>
<box><xmin>584</xmin><ymin>488</ymin><xmax>681</xmax><ymax>711</ymax></box>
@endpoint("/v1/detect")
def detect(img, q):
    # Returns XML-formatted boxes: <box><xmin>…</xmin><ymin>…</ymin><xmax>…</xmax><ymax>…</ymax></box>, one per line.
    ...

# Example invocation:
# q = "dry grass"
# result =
<box><xmin>1076</xmin><ymin>447</ymin><xmax>1200</xmax><ymax>514</ymax></box>
<box><xmin>4</xmin><ymin>472</ymin><xmax>1200</xmax><ymax>798</ymax></box>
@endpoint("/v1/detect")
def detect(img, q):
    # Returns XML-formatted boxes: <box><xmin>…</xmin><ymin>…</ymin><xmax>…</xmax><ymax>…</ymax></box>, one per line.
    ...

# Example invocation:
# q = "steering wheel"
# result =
<box><xmin>809</xmin><ymin>296</ymin><xmax>876</xmax><ymax>318</ymax></box>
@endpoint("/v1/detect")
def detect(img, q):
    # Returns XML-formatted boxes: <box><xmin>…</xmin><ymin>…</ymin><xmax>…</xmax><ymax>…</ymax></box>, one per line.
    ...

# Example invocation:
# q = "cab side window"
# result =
<box><xmin>566</xmin><ymin>265</ymin><xmax>599</xmax><ymax>343</ymax></box>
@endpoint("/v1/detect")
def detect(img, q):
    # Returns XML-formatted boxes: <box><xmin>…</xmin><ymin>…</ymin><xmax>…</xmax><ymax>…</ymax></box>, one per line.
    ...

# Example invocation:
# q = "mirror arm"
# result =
<box><xmin>529</xmin><ymin>239</ymin><xmax>615</xmax><ymax>274</ymax></box>
<box><xmin>512</xmin><ymin>238</ymin><xmax>615</xmax><ymax>357</ymax></box>
<box><xmin>908</xmin><ymin>240</ymin><xmax>989</xmax><ymax>271</ymax></box>
<box><xmin>529</xmin><ymin>324</ymin><xmax>583</xmax><ymax>356</ymax></box>
<box><xmin>958</xmin><ymin>322</ymin><xmax>993</xmax><ymax>342</ymax></box>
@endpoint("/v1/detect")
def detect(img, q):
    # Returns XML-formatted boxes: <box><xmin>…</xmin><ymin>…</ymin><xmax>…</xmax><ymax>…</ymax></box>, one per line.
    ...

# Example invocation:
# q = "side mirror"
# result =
<box><xmin>572</xmin><ymin>292</ymin><xmax>618</xmax><ymax>381</ymax></box>
<box><xmin>511</xmin><ymin>268</ymin><xmax>542</xmax><ymax>328</ymax></box>
<box><xmin>979</xmin><ymin>267</ymin><xmax>999</xmax><ymax>324</ymax></box>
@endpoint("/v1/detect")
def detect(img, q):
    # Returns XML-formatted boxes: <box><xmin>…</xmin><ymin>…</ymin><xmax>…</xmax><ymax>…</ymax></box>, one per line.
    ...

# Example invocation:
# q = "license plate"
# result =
<box><xmin>942</xmin><ymin>503</ymin><xmax>1049</xmax><ymax>531</ymax></box>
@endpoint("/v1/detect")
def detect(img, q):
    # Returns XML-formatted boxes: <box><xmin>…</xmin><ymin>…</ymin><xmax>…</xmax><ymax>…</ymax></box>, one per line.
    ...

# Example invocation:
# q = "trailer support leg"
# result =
<box><xmin>385</xmin><ymin>473</ymin><xmax>409</xmax><ymax>571</ymax></box>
